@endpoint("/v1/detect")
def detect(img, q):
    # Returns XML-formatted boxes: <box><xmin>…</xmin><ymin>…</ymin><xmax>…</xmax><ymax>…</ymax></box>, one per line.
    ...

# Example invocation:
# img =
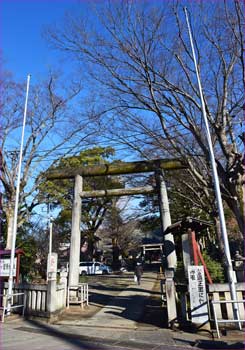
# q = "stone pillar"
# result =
<box><xmin>47</xmin><ymin>279</ymin><xmax>56</xmax><ymax>313</ymax></box>
<box><xmin>165</xmin><ymin>269</ymin><xmax>178</xmax><ymax>325</ymax></box>
<box><xmin>155</xmin><ymin>169</ymin><xmax>177</xmax><ymax>269</ymax></box>
<box><xmin>155</xmin><ymin>169</ymin><xmax>177</xmax><ymax>327</ymax></box>
<box><xmin>59</xmin><ymin>271</ymin><xmax>68</xmax><ymax>308</ymax></box>
<box><xmin>69</xmin><ymin>175</ymin><xmax>82</xmax><ymax>287</ymax></box>
<box><xmin>60</xmin><ymin>271</ymin><xmax>68</xmax><ymax>286</ymax></box>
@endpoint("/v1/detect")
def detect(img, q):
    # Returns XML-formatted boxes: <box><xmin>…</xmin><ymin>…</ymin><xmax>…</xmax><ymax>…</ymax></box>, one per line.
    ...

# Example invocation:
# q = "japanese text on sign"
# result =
<box><xmin>188</xmin><ymin>265</ymin><xmax>208</xmax><ymax>324</ymax></box>
<box><xmin>0</xmin><ymin>258</ymin><xmax>17</xmax><ymax>277</ymax></box>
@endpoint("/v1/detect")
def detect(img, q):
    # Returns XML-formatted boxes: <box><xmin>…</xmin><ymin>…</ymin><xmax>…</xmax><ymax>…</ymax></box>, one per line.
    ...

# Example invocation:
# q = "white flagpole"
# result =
<box><xmin>183</xmin><ymin>8</ymin><xmax>240</xmax><ymax>325</ymax></box>
<box><xmin>7</xmin><ymin>74</ymin><xmax>31</xmax><ymax>311</ymax></box>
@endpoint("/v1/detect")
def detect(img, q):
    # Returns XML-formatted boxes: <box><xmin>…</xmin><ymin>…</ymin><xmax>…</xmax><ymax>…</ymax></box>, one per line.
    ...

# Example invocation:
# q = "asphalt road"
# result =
<box><xmin>1</xmin><ymin>322</ymin><xmax>201</xmax><ymax>350</ymax></box>
<box><xmin>1</xmin><ymin>272</ymin><xmax>244</xmax><ymax>350</ymax></box>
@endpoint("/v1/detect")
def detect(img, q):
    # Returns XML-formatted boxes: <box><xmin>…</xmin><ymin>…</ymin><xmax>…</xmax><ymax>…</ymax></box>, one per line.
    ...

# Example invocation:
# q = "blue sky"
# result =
<box><xmin>1</xmin><ymin>0</ymin><xmax>87</xmax><ymax>82</ymax></box>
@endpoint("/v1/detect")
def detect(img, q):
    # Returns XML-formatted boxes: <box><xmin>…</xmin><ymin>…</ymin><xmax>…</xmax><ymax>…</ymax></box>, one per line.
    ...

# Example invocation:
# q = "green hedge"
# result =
<box><xmin>175</xmin><ymin>252</ymin><xmax>225</xmax><ymax>283</ymax></box>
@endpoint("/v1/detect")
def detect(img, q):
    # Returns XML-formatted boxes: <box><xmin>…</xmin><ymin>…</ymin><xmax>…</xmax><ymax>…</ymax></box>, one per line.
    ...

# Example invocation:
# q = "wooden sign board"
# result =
<box><xmin>188</xmin><ymin>265</ymin><xmax>209</xmax><ymax>324</ymax></box>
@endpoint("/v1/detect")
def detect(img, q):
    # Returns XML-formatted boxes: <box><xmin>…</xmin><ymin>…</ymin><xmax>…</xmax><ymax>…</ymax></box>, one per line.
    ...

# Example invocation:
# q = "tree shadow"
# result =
<box><xmin>194</xmin><ymin>339</ymin><xmax>245</xmax><ymax>349</ymax></box>
<box><xmin>18</xmin><ymin>318</ymin><xmax>110</xmax><ymax>349</ymax></box>
<box><xmin>90</xmin><ymin>283</ymin><xmax>160</xmax><ymax>295</ymax></box>
<box><xmin>88</xmin><ymin>286</ymin><xmax>167</xmax><ymax>328</ymax></box>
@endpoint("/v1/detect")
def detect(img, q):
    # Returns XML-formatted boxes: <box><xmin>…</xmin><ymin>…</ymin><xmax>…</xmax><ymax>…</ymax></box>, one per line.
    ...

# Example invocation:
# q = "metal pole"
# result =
<box><xmin>184</xmin><ymin>8</ymin><xmax>240</xmax><ymax>325</ymax></box>
<box><xmin>7</xmin><ymin>74</ymin><xmax>31</xmax><ymax>310</ymax></box>
<box><xmin>46</xmin><ymin>220</ymin><xmax>53</xmax><ymax>282</ymax></box>
<box><xmin>47</xmin><ymin>200</ymin><xmax>53</xmax><ymax>281</ymax></box>
<box><xmin>49</xmin><ymin>221</ymin><xmax>53</xmax><ymax>256</ymax></box>
<box><xmin>48</xmin><ymin>201</ymin><xmax>53</xmax><ymax>256</ymax></box>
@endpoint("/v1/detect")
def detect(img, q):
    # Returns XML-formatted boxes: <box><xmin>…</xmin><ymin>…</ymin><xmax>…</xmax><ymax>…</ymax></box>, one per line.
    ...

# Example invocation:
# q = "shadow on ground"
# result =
<box><xmin>18</xmin><ymin>319</ymin><xmax>109</xmax><ymax>350</ymax></box>
<box><xmin>87</xmin><ymin>278</ymin><xmax>168</xmax><ymax>328</ymax></box>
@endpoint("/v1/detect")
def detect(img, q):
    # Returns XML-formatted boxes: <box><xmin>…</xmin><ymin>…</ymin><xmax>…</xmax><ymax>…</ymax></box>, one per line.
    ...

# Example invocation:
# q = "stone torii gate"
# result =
<box><xmin>47</xmin><ymin>158</ymin><xmax>186</xmax><ymax>324</ymax></box>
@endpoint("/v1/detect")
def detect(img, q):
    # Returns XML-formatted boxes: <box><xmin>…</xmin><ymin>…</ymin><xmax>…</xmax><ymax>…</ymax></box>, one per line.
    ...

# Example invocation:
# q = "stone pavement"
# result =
<box><xmin>2</xmin><ymin>272</ymin><xmax>245</xmax><ymax>350</ymax></box>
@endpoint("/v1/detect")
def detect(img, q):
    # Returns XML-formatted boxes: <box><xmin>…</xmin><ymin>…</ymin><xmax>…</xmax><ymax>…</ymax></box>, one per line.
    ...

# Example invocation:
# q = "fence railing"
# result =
<box><xmin>212</xmin><ymin>299</ymin><xmax>245</xmax><ymax>338</ymax></box>
<box><xmin>67</xmin><ymin>283</ymin><xmax>89</xmax><ymax>309</ymax></box>
<box><xmin>0</xmin><ymin>292</ymin><xmax>26</xmax><ymax>322</ymax></box>
<box><xmin>207</xmin><ymin>283</ymin><xmax>245</xmax><ymax>322</ymax></box>
<box><xmin>175</xmin><ymin>282</ymin><xmax>245</xmax><ymax>333</ymax></box>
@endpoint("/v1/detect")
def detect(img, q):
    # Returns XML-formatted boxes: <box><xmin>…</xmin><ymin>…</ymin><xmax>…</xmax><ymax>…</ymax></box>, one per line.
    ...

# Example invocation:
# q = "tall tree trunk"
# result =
<box><xmin>225</xmin><ymin>197</ymin><xmax>244</xmax><ymax>236</ymax></box>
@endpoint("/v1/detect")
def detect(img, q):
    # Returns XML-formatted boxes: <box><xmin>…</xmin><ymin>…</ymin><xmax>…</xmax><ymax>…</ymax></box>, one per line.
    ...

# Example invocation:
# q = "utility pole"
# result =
<box><xmin>184</xmin><ymin>7</ymin><xmax>240</xmax><ymax>326</ymax></box>
<box><xmin>7</xmin><ymin>74</ymin><xmax>31</xmax><ymax>311</ymax></box>
<box><xmin>46</xmin><ymin>200</ymin><xmax>54</xmax><ymax>281</ymax></box>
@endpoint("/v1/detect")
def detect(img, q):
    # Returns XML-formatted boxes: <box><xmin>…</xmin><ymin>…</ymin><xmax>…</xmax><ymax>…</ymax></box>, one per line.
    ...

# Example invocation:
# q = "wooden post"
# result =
<box><xmin>69</xmin><ymin>175</ymin><xmax>83</xmax><ymax>287</ymax></box>
<box><xmin>16</xmin><ymin>252</ymin><xmax>21</xmax><ymax>284</ymax></box>
<box><xmin>191</xmin><ymin>230</ymin><xmax>199</xmax><ymax>266</ymax></box>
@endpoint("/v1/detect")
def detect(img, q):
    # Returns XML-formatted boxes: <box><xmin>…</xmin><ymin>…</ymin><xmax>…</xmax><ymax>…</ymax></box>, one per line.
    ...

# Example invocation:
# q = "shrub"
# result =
<box><xmin>175</xmin><ymin>252</ymin><xmax>225</xmax><ymax>283</ymax></box>
<box><xmin>201</xmin><ymin>251</ymin><xmax>225</xmax><ymax>283</ymax></box>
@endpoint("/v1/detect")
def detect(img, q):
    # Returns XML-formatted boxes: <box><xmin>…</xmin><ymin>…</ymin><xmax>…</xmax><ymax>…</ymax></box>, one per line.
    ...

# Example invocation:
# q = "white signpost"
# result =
<box><xmin>0</xmin><ymin>258</ymin><xmax>17</xmax><ymax>277</ymax></box>
<box><xmin>47</xmin><ymin>253</ymin><xmax>57</xmax><ymax>281</ymax></box>
<box><xmin>188</xmin><ymin>265</ymin><xmax>209</xmax><ymax>325</ymax></box>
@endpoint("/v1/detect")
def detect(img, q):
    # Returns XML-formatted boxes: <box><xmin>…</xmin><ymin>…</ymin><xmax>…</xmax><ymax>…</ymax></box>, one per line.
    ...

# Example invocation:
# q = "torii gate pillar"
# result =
<box><xmin>69</xmin><ymin>175</ymin><xmax>83</xmax><ymax>287</ymax></box>
<box><xmin>155</xmin><ymin>169</ymin><xmax>177</xmax><ymax>327</ymax></box>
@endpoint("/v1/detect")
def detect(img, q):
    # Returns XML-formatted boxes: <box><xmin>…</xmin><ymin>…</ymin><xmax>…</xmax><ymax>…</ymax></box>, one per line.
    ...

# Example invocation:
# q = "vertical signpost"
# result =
<box><xmin>188</xmin><ymin>265</ymin><xmax>209</xmax><ymax>327</ymax></box>
<box><xmin>47</xmin><ymin>253</ymin><xmax>57</xmax><ymax>281</ymax></box>
<box><xmin>46</xmin><ymin>252</ymin><xmax>57</xmax><ymax>314</ymax></box>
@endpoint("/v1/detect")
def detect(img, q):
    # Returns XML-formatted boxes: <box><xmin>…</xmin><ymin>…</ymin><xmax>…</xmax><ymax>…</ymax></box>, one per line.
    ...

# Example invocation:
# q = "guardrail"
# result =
<box><xmin>212</xmin><ymin>299</ymin><xmax>245</xmax><ymax>338</ymax></box>
<box><xmin>0</xmin><ymin>292</ymin><xmax>26</xmax><ymax>323</ymax></box>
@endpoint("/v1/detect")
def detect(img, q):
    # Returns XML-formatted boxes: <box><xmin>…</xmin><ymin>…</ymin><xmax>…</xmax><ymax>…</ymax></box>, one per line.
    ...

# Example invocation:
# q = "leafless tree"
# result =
<box><xmin>47</xmin><ymin>1</ymin><xmax>244</xmax><ymax>244</ymax></box>
<box><xmin>0</xmin><ymin>71</ymin><xmax>102</xmax><ymax>249</ymax></box>
<box><xmin>101</xmin><ymin>197</ymin><xmax>141</xmax><ymax>263</ymax></box>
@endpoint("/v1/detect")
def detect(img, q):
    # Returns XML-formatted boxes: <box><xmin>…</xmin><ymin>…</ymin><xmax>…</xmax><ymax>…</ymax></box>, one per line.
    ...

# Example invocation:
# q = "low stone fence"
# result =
<box><xmin>2</xmin><ymin>281</ymin><xmax>67</xmax><ymax>319</ymax></box>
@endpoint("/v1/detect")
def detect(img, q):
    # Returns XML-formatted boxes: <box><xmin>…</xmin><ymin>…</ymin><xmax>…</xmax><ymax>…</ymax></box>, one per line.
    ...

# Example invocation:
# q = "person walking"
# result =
<box><xmin>134</xmin><ymin>262</ymin><xmax>143</xmax><ymax>285</ymax></box>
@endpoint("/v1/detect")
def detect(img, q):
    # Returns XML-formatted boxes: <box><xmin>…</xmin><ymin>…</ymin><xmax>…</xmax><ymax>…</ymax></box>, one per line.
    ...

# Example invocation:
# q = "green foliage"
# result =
<box><xmin>15</xmin><ymin>224</ymin><xmax>38</xmax><ymax>278</ymax></box>
<box><xmin>175</xmin><ymin>252</ymin><xmax>225</xmax><ymax>284</ymax></box>
<box><xmin>79</xmin><ymin>275</ymin><xmax>88</xmax><ymax>283</ymax></box>
<box><xmin>139</xmin><ymin>215</ymin><xmax>160</xmax><ymax>234</ymax></box>
<box><xmin>38</xmin><ymin>146</ymin><xmax>116</xmax><ymax>208</ymax></box>
<box><xmin>201</xmin><ymin>251</ymin><xmax>225</xmax><ymax>283</ymax></box>
<box><xmin>38</xmin><ymin>147</ymin><xmax>124</xmax><ymax>259</ymax></box>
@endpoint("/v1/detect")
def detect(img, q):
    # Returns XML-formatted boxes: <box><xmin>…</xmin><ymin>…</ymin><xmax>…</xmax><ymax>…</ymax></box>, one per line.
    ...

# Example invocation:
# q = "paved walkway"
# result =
<box><xmin>59</xmin><ymin>272</ymin><xmax>157</xmax><ymax>328</ymax></box>
<box><xmin>2</xmin><ymin>272</ymin><xmax>245</xmax><ymax>349</ymax></box>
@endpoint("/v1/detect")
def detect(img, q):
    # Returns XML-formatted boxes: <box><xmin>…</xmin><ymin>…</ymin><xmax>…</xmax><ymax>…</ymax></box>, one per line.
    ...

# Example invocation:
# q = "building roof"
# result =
<box><xmin>164</xmin><ymin>216</ymin><xmax>212</xmax><ymax>236</ymax></box>
<box><xmin>0</xmin><ymin>249</ymin><xmax>25</xmax><ymax>256</ymax></box>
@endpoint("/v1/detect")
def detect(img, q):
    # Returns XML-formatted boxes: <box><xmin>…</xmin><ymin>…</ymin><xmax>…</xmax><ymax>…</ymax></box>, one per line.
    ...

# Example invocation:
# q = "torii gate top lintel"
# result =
<box><xmin>46</xmin><ymin>158</ymin><xmax>186</xmax><ymax>180</ymax></box>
